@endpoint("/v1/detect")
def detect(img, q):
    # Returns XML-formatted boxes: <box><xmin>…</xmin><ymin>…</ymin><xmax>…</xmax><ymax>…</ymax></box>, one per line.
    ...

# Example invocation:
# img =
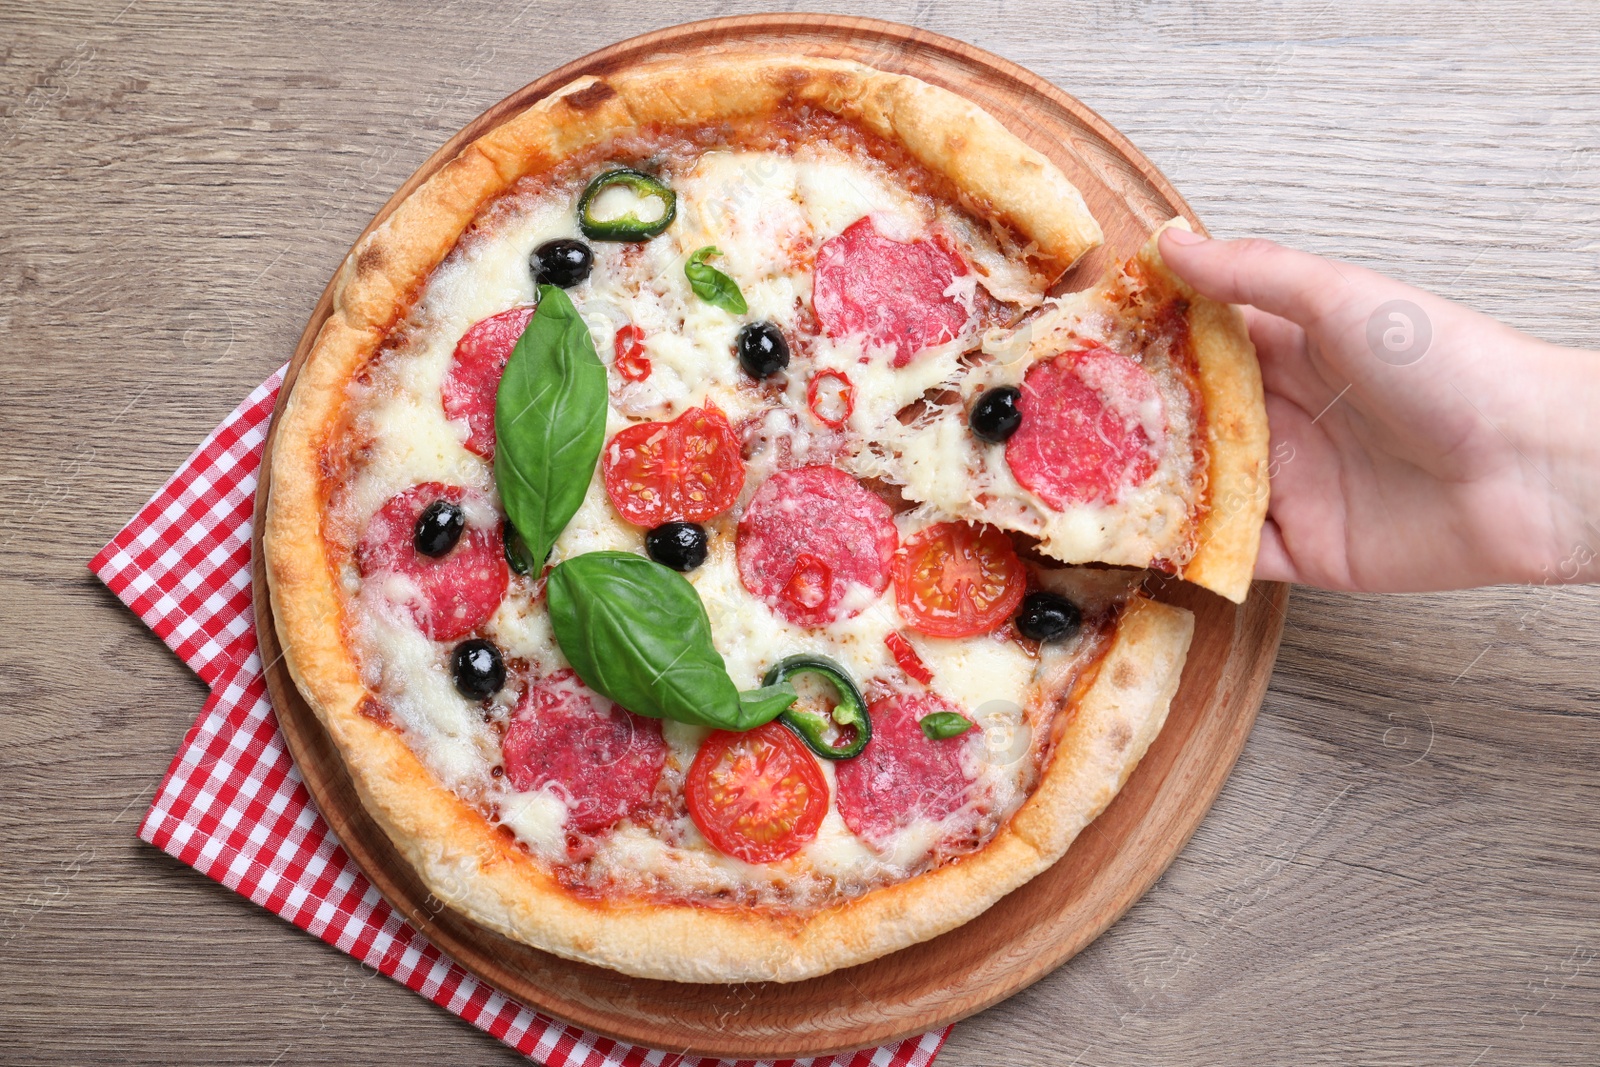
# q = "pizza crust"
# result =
<box><xmin>329</xmin><ymin>54</ymin><xmax>1102</xmax><ymax>344</ymax></box>
<box><xmin>263</xmin><ymin>54</ymin><xmax>1201</xmax><ymax>984</ymax></box>
<box><xmin>291</xmin><ymin>594</ymin><xmax>1192</xmax><ymax>983</ymax></box>
<box><xmin>1144</xmin><ymin>219</ymin><xmax>1271</xmax><ymax>604</ymax></box>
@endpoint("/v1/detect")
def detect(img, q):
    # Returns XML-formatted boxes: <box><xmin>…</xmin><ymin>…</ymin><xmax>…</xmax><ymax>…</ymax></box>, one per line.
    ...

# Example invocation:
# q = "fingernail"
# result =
<box><xmin>1162</xmin><ymin>227</ymin><xmax>1206</xmax><ymax>247</ymax></box>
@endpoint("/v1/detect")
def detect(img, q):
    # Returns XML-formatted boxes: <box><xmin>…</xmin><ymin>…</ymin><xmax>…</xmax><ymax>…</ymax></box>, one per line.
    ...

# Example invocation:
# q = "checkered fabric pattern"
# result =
<box><xmin>91</xmin><ymin>368</ymin><xmax>950</xmax><ymax>1067</ymax></box>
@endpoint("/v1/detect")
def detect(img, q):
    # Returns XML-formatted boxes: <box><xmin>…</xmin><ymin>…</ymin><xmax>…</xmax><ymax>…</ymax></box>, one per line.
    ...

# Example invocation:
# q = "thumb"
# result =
<box><xmin>1158</xmin><ymin>228</ymin><xmax>1354</xmax><ymax>327</ymax></box>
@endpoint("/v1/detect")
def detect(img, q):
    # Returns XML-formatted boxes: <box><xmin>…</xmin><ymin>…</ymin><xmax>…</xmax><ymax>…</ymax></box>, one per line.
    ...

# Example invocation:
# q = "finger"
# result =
<box><xmin>1258</xmin><ymin>392</ymin><xmax>1358</xmax><ymax>591</ymax></box>
<box><xmin>1253</xmin><ymin>518</ymin><xmax>1298</xmax><ymax>583</ymax></box>
<box><xmin>1242</xmin><ymin>305</ymin><xmax>1344</xmax><ymax>420</ymax></box>
<box><xmin>1242</xmin><ymin>304</ymin><xmax>1294</xmax><ymax>346</ymax></box>
<box><xmin>1243</xmin><ymin>305</ymin><xmax>1305</xmax><ymax>383</ymax></box>
<box><xmin>1159</xmin><ymin>229</ymin><xmax>1354</xmax><ymax>328</ymax></box>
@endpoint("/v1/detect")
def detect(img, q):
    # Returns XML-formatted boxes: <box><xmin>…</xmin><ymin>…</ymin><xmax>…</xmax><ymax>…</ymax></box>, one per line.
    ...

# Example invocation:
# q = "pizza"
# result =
<box><xmin>263</xmin><ymin>55</ymin><xmax>1267</xmax><ymax>983</ymax></box>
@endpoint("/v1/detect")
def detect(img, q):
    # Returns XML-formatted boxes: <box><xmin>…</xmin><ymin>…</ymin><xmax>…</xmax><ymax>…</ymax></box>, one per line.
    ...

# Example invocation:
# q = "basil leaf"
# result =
<box><xmin>919</xmin><ymin>711</ymin><xmax>974</xmax><ymax>741</ymax></box>
<box><xmin>684</xmin><ymin>246</ymin><xmax>747</xmax><ymax>315</ymax></box>
<box><xmin>493</xmin><ymin>285</ymin><xmax>607</xmax><ymax>567</ymax></box>
<box><xmin>735</xmin><ymin>682</ymin><xmax>801</xmax><ymax>731</ymax></box>
<box><xmin>546</xmin><ymin>551</ymin><xmax>795</xmax><ymax>731</ymax></box>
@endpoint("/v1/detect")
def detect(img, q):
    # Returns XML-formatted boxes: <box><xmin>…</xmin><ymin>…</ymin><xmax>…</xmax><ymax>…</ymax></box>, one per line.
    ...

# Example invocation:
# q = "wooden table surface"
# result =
<box><xmin>3</xmin><ymin>2</ymin><xmax>1597</xmax><ymax>1064</ymax></box>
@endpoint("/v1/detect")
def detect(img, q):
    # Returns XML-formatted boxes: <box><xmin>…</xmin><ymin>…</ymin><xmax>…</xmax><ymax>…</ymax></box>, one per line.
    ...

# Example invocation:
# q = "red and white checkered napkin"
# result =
<box><xmin>91</xmin><ymin>368</ymin><xmax>949</xmax><ymax>1067</ymax></box>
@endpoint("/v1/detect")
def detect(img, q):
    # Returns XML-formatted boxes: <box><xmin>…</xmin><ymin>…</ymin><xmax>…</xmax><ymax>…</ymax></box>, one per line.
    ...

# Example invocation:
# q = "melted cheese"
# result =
<box><xmin>675</xmin><ymin>151</ymin><xmax>812</xmax><ymax>284</ymax></box>
<box><xmin>335</xmin><ymin>141</ymin><xmax>1115</xmax><ymax>910</ymax></box>
<box><xmin>875</xmin><ymin>294</ymin><xmax>1204</xmax><ymax>567</ymax></box>
<box><xmin>354</xmin><ymin>594</ymin><xmax>500</xmax><ymax>792</ymax></box>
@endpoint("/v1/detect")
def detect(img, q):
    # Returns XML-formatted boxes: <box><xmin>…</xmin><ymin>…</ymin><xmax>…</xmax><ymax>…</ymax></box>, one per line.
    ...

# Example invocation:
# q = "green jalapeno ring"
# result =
<box><xmin>762</xmin><ymin>654</ymin><xmax>871</xmax><ymax>760</ymax></box>
<box><xmin>577</xmin><ymin>169</ymin><xmax>676</xmax><ymax>241</ymax></box>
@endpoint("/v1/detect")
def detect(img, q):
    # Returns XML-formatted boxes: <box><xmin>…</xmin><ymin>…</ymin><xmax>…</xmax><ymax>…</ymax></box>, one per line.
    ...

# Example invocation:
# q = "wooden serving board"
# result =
<box><xmin>252</xmin><ymin>14</ymin><xmax>1288</xmax><ymax>1059</ymax></box>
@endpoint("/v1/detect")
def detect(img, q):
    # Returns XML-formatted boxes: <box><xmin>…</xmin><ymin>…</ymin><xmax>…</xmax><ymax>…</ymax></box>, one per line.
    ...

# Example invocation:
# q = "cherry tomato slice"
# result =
<box><xmin>602</xmin><ymin>405</ymin><xmax>745</xmax><ymax>527</ymax></box>
<box><xmin>892</xmin><ymin>522</ymin><xmax>1027</xmax><ymax>638</ymax></box>
<box><xmin>685</xmin><ymin>722</ymin><xmax>829</xmax><ymax>865</ymax></box>
<box><xmin>884</xmin><ymin>631</ymin><xmax>934</xmax><ymax>684</ymax></box>
<box><xmin>807</xmin><ymin>369</ymin><xmax>855</xmax><ymax>429</ymax></box>
<box><xmin>613</xmin><ymin>323</ymin><xmax>652</xmax><ymax>382</ymax></box>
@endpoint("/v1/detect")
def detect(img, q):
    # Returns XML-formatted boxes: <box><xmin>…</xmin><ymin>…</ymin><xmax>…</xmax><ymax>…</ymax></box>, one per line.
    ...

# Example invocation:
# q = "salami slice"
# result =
<box><xmin>812</xmin><ymin>216</ymin><xmax>972</xmax><ymax>368</ymax></box>
<box><xmin>1005</xmin><ymin>345</ymin><xmax>1164</xmax><ymax>508</ymax></box>
<box><xmin>602</xmin><ymin>405</ymin><xmax>745</xmax><ymax>528</ymax></box>
<box><xmin>442</xmin><ymin>305</ymin><xmax>535</xmax><ymax>458</ymax></box>
<box><xmin>355</xmin><ymin>483</ymin><xmax>509</xmax><ymax>641</ymax></box>
<box><xmin>501</xmin><ymin>669</ymin><xmax>666</xmax><ymax>835</ymax></box>
<box><xmin>736</xmin><ymin>465</ymin><xmax>898</xmax><ymax>628</ymax></box>
<box><xmin>835</xmin><ymin>692</ymin><xmax>979</xmax><ymax>847</ymax></box>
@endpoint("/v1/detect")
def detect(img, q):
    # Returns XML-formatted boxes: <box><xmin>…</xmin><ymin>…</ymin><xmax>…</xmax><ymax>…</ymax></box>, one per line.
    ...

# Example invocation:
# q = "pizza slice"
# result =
<box><xmin>865</xmin><ymin>219</ymin><xmax>1269</xmax><ymax>602</ymax></box>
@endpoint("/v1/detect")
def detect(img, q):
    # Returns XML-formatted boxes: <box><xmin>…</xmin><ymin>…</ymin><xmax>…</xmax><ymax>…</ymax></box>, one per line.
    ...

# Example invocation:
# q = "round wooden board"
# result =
<box><xmin>252</xmin><ymin>15</ymin><xmax>1288</xmax><ymax>1059</ymax></box>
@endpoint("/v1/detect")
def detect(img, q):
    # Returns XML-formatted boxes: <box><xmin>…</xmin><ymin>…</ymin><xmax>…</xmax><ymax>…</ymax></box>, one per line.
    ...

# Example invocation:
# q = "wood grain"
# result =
<box><xmin>2</xmin><ymin>2</ymin><xmax>1597</xmax><ymax>1065</ymax></box>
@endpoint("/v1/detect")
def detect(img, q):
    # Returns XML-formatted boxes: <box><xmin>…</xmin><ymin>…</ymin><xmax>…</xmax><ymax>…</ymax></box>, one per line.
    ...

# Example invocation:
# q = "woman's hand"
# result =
<box><xmin>1159</xmin><ymin>228</ymin><xmax>1600</xmax><ymax>591</ymax></box>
